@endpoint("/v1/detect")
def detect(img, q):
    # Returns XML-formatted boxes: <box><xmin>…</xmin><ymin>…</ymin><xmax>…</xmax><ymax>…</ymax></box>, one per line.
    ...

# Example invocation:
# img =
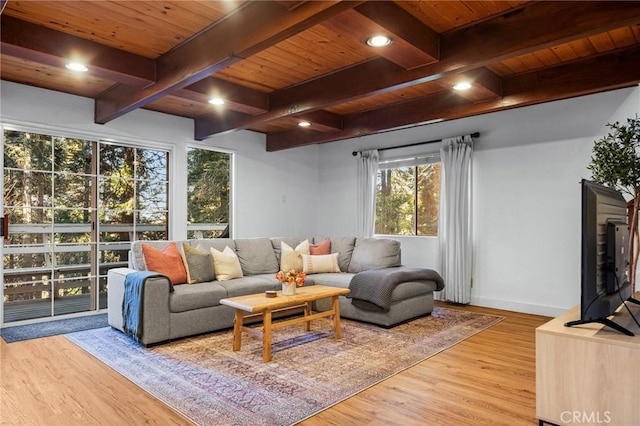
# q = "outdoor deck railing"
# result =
<box><xmin>3</xmin><ymin>222</ymin><xmax>227</xmax><ymax>321</ymax></box>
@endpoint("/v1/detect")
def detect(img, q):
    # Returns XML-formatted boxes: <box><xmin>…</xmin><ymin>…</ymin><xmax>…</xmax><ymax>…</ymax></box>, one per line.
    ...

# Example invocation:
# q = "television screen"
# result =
<box><xmin>564</xmin><ymin>179</ymin><xmax>636</xmax><ymax>335</ymax></box>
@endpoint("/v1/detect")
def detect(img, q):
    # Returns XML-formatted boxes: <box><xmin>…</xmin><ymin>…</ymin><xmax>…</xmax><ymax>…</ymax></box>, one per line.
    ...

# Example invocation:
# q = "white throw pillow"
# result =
<box><xmin>210</xmin><ymin>246</ymin><xmax>243</xmax><ymax>281</ymax></box>
<box><xmin>301</xmin><ymin>253</ymin><xmax>341</xmax><ymax>274</ymax></box>
<box><xmin>280</xmin><ymin>240</ymin><xmax>310</xmax><ymax>271</ymax></box>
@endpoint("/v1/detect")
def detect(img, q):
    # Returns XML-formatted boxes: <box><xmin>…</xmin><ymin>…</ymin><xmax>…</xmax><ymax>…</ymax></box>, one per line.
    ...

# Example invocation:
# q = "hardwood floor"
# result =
<box><xmin>0</xmin><ymin>303</ymin><xmax>549</xmax><ymax>426</ymax></box>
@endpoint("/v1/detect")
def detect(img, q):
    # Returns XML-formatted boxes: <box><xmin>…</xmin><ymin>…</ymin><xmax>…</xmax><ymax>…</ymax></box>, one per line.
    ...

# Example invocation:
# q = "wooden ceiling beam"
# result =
<box><xmin>443</xmin><ymin>68</ymin><xmax>503</xmax><ymax>103</ymax></box>
<box><xmin>194</xmin><ymin>109</ymin><xmax>252</xmax><ymax>140</ymax></box>
<box><xmin>293</xmin><ymin>110</ymin><xmax>343</xmax><ymax>133</ymax></box>
<box><xmin>195</xmin><ymin>57</ymin><xmax>402</xmax><ymax>139</ymax></box>
<box><xmin>0</xmin><ymin>15</ymin><xmax>154</xmax><ymax>87</ymax></box>
<box><xmin>326</xmin><ymin>2</ymin><xmax>439</xmax><ymax>70</ymax></box>
<box><xmin>94</xmin><ymin>1</ymin><xmax>362</xmax><ymax>124</ymax></box>
<box><xmin>0</xmin><ymin>14</ymin><xmax>271</xmax><ymax>117</ymax></box>
<box><xmin>197</xmin><ymin>1</ymin><xmax>640</xmax><ymax>139</ymax></box>
<box><xmin>177</xmin><ymin>78</ymin><xmax>269</xmax><ymax>116</ymax></box>
<box><xmin>265</xmin><ymin>46</ymin><xmax>640</xmax><ymax>151</ymax></box>
<box><xmin>353</xmin><ymin>1</ymin><xmax>439</xmax><ymax>68</ymax></box>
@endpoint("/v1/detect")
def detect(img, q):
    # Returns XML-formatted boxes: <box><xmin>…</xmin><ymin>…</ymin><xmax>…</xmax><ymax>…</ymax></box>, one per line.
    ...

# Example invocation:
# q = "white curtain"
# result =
<box><xmin>437</xmin><ymin>135</ymin><xmax>473</xmax><ymax>304</ymax></box>
<box><xmin>356</xmin><ymin>149</ymin><xmax>379</xmax><ymax>237</ymax></box>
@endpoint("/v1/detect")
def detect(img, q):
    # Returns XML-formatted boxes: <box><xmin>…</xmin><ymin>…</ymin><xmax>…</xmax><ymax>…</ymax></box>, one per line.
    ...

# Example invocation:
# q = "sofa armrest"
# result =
<box><xmin>107</xmin><ymin>267</ymin><xmax>172</xmax><ymax>345</ymax></box>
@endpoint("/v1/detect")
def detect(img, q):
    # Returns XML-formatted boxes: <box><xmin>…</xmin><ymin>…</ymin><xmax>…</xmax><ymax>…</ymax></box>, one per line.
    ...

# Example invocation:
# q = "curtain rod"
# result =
<box><xmin>351</xmin><ymin>131</ymin><xmax>480</xmax><ymax>156</ymax></box>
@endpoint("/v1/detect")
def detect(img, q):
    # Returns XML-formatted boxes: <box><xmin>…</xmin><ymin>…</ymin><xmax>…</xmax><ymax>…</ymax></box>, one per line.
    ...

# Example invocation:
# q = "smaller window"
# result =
<box><xmin>186</xmin><ymin>147</ymin><xmax>231</xmax><ymax>239</ymax></box>
<box><xmin>375</xmin><ymin>157</ymin><xmax>441</xmax><ymax>237</ymax></box>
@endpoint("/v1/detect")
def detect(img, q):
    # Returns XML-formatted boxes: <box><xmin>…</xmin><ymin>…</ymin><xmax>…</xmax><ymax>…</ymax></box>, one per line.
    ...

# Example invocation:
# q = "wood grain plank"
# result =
<box><xmin>1</xmin><ymin>303</ymin><xmax>549</xmax><ymax>426</ymax></box>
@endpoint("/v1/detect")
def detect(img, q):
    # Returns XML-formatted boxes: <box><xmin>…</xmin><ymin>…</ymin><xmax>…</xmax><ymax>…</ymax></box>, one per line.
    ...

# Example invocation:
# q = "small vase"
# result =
<box><xmin>281</xmin><ymin>282</ymin><xmax>296</xmax><ymax>296</ymax></box>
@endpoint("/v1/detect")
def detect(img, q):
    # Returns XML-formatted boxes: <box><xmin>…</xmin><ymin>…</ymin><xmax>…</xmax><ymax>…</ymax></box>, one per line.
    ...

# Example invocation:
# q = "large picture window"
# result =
<box><xmin>375</xmin><ymin>159</ymin><xmax>441</xmax><ymax>237</ymax></box>
<box><xmin>186</xmin><ymin>147</ymin><xmax>231</xmax><ymax>239</ymax></box>
<box><xmin>2</xmin><ymin>129</ymin><xmax>169</xmax><ymax>323</ymax></box>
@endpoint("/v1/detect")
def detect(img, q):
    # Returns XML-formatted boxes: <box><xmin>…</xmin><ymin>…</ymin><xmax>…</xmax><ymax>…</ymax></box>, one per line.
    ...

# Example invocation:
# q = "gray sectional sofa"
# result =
<box><xmin>107</xmin><ymin>236</ymin><xmax>443</xmax><ymax>345</ymax></box>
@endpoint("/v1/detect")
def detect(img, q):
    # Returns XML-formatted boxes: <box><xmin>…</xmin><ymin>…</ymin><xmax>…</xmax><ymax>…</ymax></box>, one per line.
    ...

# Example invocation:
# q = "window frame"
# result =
<box><xmin>185</xmin><ymin>144</ymin><xmax>234</xmax><ymax>239</ymax></box>
<box><xmin>1</xmin><ymin>121</ymin><xmax>174</xmax><ymax>325</ymax></box>
<box><xmin>375</xmin><ymin>152</ymin><xmax>441</xmax><ymax>237</ymax></box>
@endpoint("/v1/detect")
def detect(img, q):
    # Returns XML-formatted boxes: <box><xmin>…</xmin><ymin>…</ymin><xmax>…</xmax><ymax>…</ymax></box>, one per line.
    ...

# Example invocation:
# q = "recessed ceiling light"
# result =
<box><xmin>208</xmin><ymin>97</ymin><xmax>225</xmax><ymax>105</ymax></box>
<box><xmin>298</xmin><ymin>121</ymin><xmax>311</xmax><ymax>127</ymax></box>
<box><xmin>453</xmin><ymin>82</ymin><xmax>472</xmax><ymax>91</ymax></box>
<box><xmin>366</xmin><ymin>35</ymin><xmax>392</xmax><ymax>47</ymax></box>
<box><xmin>65</xmin><ymin>62</ymin><xmax>88</xmax><ymax>72</ymax></box>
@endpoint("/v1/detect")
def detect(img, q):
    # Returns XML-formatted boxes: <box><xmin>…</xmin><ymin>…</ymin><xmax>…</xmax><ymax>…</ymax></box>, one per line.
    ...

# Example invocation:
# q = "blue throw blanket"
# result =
<box><xmin>122</xmin><ymin>271</ymin><xmax>168</xmax><ymax>342</ymax></box>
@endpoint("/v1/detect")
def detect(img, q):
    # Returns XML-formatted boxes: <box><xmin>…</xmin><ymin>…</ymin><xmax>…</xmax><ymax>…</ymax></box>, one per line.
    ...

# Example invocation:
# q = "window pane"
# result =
<box><xmin>54</xmin><ymin>244</ymin><xmax>91</xmax><ymax>268</ymax></box>
<box><xmin>52</xmin><ymin>277</ymin><xmax>92</xmax><ymax>316</ymax></box>
<box><xmin>99</xmin><ymin>208</ymin><xmax>133</xmax><ymax>227</ymax></box>
<box><xmin>137</xmin><ymin>179</ymin><xmax>168</xmax><ymax>211</ymax></box>
<box><xmin>99</xmin><ymin>247</ymin><xmax>129</xmax><ymax>268</ymax></box>
<box><xmin>53</xmin><ymin>209</ymin><xmax>92</xmax><ymax>244</ymax></box>
<box><xmin>99</xmin><ymin>177</ymin><xmax>135</xmax><ymax>209</ymax></box>
<box><xmin>136</xmin><ymin>149</ymin><xmax>168</xmax><ymax>181</ymax></box>
<box><xmin>375</xmin><ymin>167</ymin><xmax>415</xmax><ymax>235</ymax></box>
<box><xmin>99</xmin><ymin>145</ymin><xmax>135</xmax><ymax>177</ymax></box>
<box><xmin>54</xmin><ymin>174</ymin><xmax>93</xmax><ymax>209</ymax></box>
<box><xmin>54</xmin><ymin>137</ymin><xmax>92</xmax><ymax>174</ymax></box>
<box><xmin>416</xmin><ymin>163</ymin><xmax>441</xmax><ymax>236</ymax></box>
<box><xmin>3</xmin><ymin>130</ymin><xmax>52</xmax><ymax>171</ymax></box>
<box><xmin>4</xmin><ymin>170</ymin><xmax>52</xmax><ymax>207</ymax></box>
<box><xmin>4</xmin><ymin>250</ymin><xmax>52</xmax><ymax>271</ymax></box>
<box><xmin>137</xmin><ymin>211</ymin><xmax>167</xmax><ymax>240</ymax></box>
<box><xmin>187</xmin><ymin>148</ymin><xmax>230</xmax><ymax>228</ymax></box>
<box><xmin>3</xmin><ymin>207</ymin><xmax>53</xmax><ymax>246</ymax></box>
<box><xmin>187</xmin><ymin>229</ymin><xmax>223</xmax><ymax>239</ymax></box>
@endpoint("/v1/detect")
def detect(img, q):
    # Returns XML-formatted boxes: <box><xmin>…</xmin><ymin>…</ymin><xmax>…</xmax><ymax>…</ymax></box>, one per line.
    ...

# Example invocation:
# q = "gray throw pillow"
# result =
<box><xmin>182</xmin><ymin>243</ymin><xmax>215</xmax><ymax>283</ymax></box>
<box><xmin>234</xmin><ymin>238</ymin><xmax>279</xmax><ymax>275</ymax></box>
<box><xmin>348</xmin><ymin>238</ymin><xmax>401</xmax><ymax>273</ymax></box>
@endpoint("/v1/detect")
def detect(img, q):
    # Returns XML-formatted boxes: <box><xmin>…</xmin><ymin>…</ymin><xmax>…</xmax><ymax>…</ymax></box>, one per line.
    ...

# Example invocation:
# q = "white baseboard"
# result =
<box><xmin>470</xmin><ymin>295</ymin><xmax>569</xmax><ymax>318</ymax></box>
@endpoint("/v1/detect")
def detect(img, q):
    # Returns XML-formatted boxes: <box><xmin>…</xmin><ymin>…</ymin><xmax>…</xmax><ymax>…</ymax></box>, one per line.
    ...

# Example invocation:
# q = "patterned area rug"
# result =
<box><xmin>66</xmin><ymin>307</ymin><xmax>502</xmax><ymax>426</ymax></box>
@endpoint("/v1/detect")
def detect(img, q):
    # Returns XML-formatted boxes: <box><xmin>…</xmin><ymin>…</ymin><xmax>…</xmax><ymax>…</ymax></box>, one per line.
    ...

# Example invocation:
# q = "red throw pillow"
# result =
<box><xmin>309</xmin><ymin>238</ymin><xmax>331</xmax><ymax>255</ymax></box>
<box><xmin>141</xmin><ymin>242</ymin><xmax>187</xmax><ymax>285</ymax></box>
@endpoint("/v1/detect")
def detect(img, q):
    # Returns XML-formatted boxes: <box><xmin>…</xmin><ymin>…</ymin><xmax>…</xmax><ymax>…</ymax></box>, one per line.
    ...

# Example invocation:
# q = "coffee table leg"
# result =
<box><xmin>232</xmin><ymin>309</ymin><xmax>243</xmax><ymax>351</ymax></box>
<box><xmin>304</xmin><ymin>301</ymin><xmax>312</xmax><ymax>331</ymax></box>
<box><xmin>332</xmin><ymin>295</ymin><xmax>342</xmax><ymax>340</ymax></box>
<box><xmin>263</xmin><ymin>308</ymin><xmax>272</xmax><ymax>362</ymax></box>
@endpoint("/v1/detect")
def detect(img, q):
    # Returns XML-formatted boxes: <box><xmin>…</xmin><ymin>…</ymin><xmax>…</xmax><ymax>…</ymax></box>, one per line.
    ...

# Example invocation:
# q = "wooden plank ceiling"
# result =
<box><xmin>1</xmin><ymin>1</ymin><xmax>640</xmax><ymax>151</ymax></box>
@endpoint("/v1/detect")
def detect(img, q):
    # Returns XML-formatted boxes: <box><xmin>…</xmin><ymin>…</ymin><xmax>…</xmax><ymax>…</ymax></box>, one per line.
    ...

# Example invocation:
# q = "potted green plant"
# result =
<box><xmin>588</xmin><ymin>116</ymin><xmax>640</xmax><ymax>289</ymax></box>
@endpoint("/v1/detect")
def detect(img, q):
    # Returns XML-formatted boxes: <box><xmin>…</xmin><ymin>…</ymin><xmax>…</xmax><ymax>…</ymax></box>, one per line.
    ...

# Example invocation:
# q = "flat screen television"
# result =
<box><xmin>564</xmin><ymin>179</ymin><xmax>639</xmax><ymax>336</ymax></box>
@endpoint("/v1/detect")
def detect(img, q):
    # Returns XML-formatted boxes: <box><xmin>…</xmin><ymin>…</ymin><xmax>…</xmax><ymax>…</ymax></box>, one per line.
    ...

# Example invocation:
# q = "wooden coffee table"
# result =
<box><xmin>220</xmin><ymin>285</ymin><xmax>350</xmax><ymax>362</ymax></box>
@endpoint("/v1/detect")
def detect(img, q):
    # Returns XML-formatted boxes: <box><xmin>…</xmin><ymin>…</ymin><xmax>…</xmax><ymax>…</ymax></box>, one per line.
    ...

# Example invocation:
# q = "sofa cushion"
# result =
<box><xmin>216</xmin><ymin>276</ymin><xmax>279</xmax><ymax>297</ymax></box>
<box><xmin>301</xmin><ymin>253</ymin><xmax>341</xmax><ymax>274</ymax></box>
<box><xmin>315</xmin><ymin>236</ymin><xmax>356</xmax><ymax>272</ymax></box>
<box><xmin>169</xmin><ymin>281</ymin><xmax>228</xmax><ymax>313</ymax></box>
<box><xmin>191</xmin><ymin>238</ymin><xmax>236</xmax><ymax>253</ymax></box>
<box><xmin>306</xmin><ymin>272</ymin><xmax>353</xmax><ymax>288</ymax></box>
<box><xmin>182</xmin><ymin>243</ymin><xmax>215</xmax><ymax>284</ymax></box>
<box><xmin>210</xmin><ymin>246</ymin><xmax>243</xmax><ymax>281</ymax></box>
<box><xmin>348</xmin><ymin>238</ymin><xmax>400</xmax><ymax>273</ymax></box>
<box><xmin>141</xmin><ymin>242</ymin><xmax>187</xmax><ymax>285</ymax></box>
<box><xmin>235</xmin><ymin>238</ymin><xmax>279</xmax><ymax>275</ymax></box>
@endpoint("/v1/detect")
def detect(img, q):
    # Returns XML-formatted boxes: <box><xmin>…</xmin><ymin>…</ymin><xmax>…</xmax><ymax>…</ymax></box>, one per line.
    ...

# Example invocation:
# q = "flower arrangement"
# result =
<box><xmin>275</xmin><ymin>269</ymin><xmax>306</xmax><ymax>287</ymax></box>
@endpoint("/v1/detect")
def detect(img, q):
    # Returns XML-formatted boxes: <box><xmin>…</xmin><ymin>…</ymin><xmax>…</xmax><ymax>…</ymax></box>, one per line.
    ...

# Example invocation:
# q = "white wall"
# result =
<box><xmin>2</xmin><ymin>80</ymin><xmax>638</xmax><ymax>317</ymax></box>
<box><xmin>317</xmin><ymin>86</ymin><xmax>640</xmax><ymax>316</ymax></box>
<box><xmin>0</xmin><ymin>81</ymin><xmax>320</xmax><ymax>240</ymax></box>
